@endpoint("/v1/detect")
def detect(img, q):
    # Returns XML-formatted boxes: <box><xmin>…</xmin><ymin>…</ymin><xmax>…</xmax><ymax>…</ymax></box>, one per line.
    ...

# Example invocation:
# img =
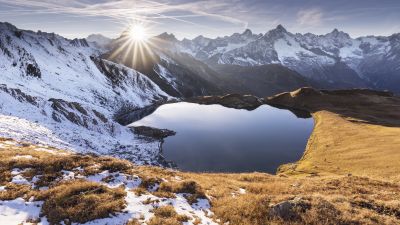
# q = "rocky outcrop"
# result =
<box><xmin>131</xmin><ymin>126</ymin><xmax>176</xmax><ymax>140</ymax></box>
<box><xmin>26</xmin><ymin>63</ymin><xmax>41</xmax><ymax>78</ymax></box>
<box><xmin>114</xmin><ymin>100</ymin><xmax>169</xmax><ymax>126</ymax></box>
<box><xmin>0</xmin><ymin>84</ymin><xmax>38</xmax><ymax>106</ymax></box>
<box><xmin>188</xmin><ymin>93</ymin><xmax>263</xmax><ymax>110</ymax></box>
<box><xmin>69</xmin><ymin>38</ymin><xmax>89</xmax><ymax>47</ymax></box>
<box><xmin>266</xmin><ymin>87</ymin><xmax>400</xmax><ymax>127</ymax></box>
<box><xmin>49</xmin><ymin>98</ymin><xmax>109</xmax><ymax>129</ymax></box>
<box><xmin>268</xmin><ymin>197</ymin><xmax>311</xmax><ymax>220</ymax></box>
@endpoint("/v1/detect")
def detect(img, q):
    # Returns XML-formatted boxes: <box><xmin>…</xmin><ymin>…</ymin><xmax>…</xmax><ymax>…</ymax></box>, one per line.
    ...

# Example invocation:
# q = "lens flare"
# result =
<box><xmin>129</xmin><ymin>24</ymin><xmax>148</xmax><ymax>41</ymax></box>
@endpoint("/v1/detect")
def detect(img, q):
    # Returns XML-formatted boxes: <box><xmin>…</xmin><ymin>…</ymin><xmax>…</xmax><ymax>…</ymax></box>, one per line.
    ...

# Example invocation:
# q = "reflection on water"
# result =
<box><xmin>130</xmin><ymin>102</ymin><xmax>313</xmax><ymax>173</ymax></box>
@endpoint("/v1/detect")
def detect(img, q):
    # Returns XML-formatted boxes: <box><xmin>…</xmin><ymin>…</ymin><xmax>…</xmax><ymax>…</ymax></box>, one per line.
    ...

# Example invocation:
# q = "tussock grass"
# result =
<box><xmin>0</xmin><ymin>144</ymin><xmax>132</xmax><ymax>187</ymax></box>
<box><xmin>0</xmin><ymin>183</ymin><xmax>32</xmax><ymax>200</ymax></box>
<box><xmin>125</xmin><ymin>219</ymin><xmax>141</xmax><ymax>225</ymax></box>
<box><xmin>97</xmin><ymin>156</ymin><xmax>132</xmax><ymax>172</ymax></box>
<box><xmin>37</xmin><ymin>180</ymin><xmax>126</xmax><ymax>224</ymax></box>
<box><xmin>158</xmin><ymin>180</ymin><xmax>207</xmax><ymax>204</ymax></box>
<box><xmin>148</xmin><ymin>205</ymin><xmax>190</xmax><ymax>225</ymax></box>
<box><xmin>181</xmin><ymin>172</ymin><xmax>400</xmax><ymax>225</ymax></box>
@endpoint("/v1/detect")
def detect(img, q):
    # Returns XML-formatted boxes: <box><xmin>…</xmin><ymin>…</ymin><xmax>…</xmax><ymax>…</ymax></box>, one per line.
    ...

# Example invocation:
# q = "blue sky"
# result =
<box><xmin>0</xmin><ymin>0</ymin><xmax>399</xmax><ymax>39</ymax></box>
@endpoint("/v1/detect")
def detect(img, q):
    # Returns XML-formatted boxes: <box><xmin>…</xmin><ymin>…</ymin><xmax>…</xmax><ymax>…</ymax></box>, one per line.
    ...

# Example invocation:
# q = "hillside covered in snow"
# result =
<box><xmin>0</xmin><ymin>22</ymin><xmax>171</xmax><ymax>165</ymax></box>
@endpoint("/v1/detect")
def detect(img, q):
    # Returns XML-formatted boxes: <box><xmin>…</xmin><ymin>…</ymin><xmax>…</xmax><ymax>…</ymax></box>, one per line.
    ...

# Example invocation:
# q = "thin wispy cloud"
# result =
<box><xmin>0</xmin><ymin>0</ymin><xmax>399</xmax><ymax>39</ymax></box>
<box><xmin>0</xmin><ymin>0</ymin><xmax>248</xmax><ymax>31</ymax></box>
<box><xmin>297</xmin><ymin>8</ymin><xmax>323</xmax><ymax>27</ymax></box>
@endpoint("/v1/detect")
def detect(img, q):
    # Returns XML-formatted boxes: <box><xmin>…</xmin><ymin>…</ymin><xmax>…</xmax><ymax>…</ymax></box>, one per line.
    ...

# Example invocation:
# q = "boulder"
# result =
<box><xmin>268</xmin><ymin>197</ymin><xmax>311</xmax><ymax>220</ymax></box>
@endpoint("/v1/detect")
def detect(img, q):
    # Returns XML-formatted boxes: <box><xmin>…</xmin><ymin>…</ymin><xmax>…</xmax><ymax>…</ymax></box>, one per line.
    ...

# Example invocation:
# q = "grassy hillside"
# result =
<box><xmin>1</xmin><ymin>137</ymin><xmax>400</xmax><ymax>225</ymax></box>
<box><xmin>267</xmin><ymin>88</ymin><xmax>400</xmax><ymax>181</ymax></box>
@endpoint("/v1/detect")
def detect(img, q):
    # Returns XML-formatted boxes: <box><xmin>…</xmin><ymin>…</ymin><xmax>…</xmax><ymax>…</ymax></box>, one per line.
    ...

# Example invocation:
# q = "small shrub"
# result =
<box><xmin>147</xmin><ymin>217</ymin><xmax>181</xmax><ymax>225</ymax></box>
<box><xmin>153</xmin><ymin>205</ymin><xmax>177</xmax><ymax>218</ymax></box>
<box><xmin>98</xmin><ymin>157</ymin><xmax>132</xmax><ymax>172</ymax></box>
<box><xmin>148</xmin><ymin>205</ymin><xmax>188</xmax><ymax>225</ymax></box>
<box><xmin>159</xmin><ymin>181</ymin><xmax>207</xmax><ymax>204</ymax></box>
<box><xmin>38</xmin><ymin>180</ymin><xmax>126</xmax><ymax>224</ymax></box>
<box><xmin>133</xmin><ymin>187</ymin><xmax>148</xmax><ymax>196</ymax></box>
<box><xmin>0</xmin><ymin>183</ymin><xmax>32</xmax><ymax>200</ymax></box>
<box><xmin>125</xmin><ymin>219</ymin><xmax>141</xmax><ymax>225</ymax></box>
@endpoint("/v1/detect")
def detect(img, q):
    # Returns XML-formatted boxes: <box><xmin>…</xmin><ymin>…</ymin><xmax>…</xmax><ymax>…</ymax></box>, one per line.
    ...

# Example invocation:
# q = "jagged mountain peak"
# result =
<box><xmin>193</xmin><ymin>35</ymin><xmax>210</xmax><ymax>42</ymax></box>
<box><xmin>242</xmin><ymin>28</ymin><xmax>253</xmax><ymax>36</ymax></box>
<box><xmin>325</xmin><ymin>28</ymin><xmax>351</xmax><ymax>40</ymax></box>
<box><xmin>275</xmin><ymin>24</ymin><xmax>287</xmax><ymax>32</ymax></box>
<box><xmin>156</xmin><ymin>32</ymin><xmax>178</xmax><ymax>42</ymax></box>
<box><xmin>263</xmin><ymin>24</ymin><xmax>289</xmax><ymax>39</ymax></box>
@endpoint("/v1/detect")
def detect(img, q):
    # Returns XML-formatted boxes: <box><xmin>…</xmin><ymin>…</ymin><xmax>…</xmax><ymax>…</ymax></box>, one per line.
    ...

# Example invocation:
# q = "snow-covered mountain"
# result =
<box><xmin>103</xmin><ymin>32</ymin><xmax>224</xmax><ymax>98</ymax></box>
<box><xmin>174</xmin><ymin>25</ymin><xmax>400</xmax><ymax>92</ymax></box>
<box><xmin>0</xmin><ymin>22</ymin><xmax>170</xmax><ymax>164</ymax></box>
<box><xmin>179</xmin><ymin>29</ymin><xmax>262</xmax><ymax>61</ymax></box>
<box><xmin>87</xmin><ymin>33</ymin><xmax>113</xmax><ymax>49</ymax></box>
<box><xmin>102</xmin><ymin>30</ymin><xmax>309</xmax><ymax>98</ymax></box>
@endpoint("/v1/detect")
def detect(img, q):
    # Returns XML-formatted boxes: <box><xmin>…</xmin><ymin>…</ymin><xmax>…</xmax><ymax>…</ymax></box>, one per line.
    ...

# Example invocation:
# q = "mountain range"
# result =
<box><xmin>101</xmin><ymin>24</ymin><xmax>400</xmax><ymax>96</ymax></box>
<box><xmin>175</xmin><ymin>25</ymin><xmax>400</xmax><ymax>93</ymax></box>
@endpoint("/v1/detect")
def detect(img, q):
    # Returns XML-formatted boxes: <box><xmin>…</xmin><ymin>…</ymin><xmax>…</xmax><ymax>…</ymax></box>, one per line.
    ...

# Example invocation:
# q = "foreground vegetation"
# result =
<box><xmin>1</xmin><ymin>136</ymin><xmax>400</xmax><ymax>225</ymax></box>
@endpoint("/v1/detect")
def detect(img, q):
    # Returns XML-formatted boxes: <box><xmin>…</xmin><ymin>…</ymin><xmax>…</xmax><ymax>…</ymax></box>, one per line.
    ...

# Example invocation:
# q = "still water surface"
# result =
<box><xmin>130</xmin><ymin>102</ymin><xmax>313</xmax><ymax>173</ymax></box>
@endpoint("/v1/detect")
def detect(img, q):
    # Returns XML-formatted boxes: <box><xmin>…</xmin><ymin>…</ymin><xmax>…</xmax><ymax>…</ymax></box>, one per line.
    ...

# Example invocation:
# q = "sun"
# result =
<box><xmin>129</xmin><ymin>24</ymin><xmax>148</xmax><ymax>42</ymax></box>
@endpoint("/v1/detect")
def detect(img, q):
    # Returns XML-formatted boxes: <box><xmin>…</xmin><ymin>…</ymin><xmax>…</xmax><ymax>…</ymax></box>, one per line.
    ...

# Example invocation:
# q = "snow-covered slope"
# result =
<box><xmin>87</xmin><ymin>33</ymin><xmax>113</xmax><ymax>50</ymax></box>
<box><xmin>175</xmin><ymin>25</ymin><xmax>400</xmax><ymax>92</ymax></box>
<box><xmin>0</xmin><ymin>22</ymin><xmax>170</xmax><ymax>164</ymax></box>
<box><xmin>179</xmin><ymin>29</ymin><xmax>262</xmax><ymax>61</ymax></box>
<box><xmin>104</xmin><ymin>33</ymin><xmax>223</xmax><ymax>98</ymax></box>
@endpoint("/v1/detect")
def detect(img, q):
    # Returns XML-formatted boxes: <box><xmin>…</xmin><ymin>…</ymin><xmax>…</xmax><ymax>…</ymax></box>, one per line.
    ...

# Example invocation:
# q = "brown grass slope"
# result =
<box><xmin>1</xmin><ymin>138</ymin><xmax>400</xmax><ymax>224</ymax></box>
<box><xmin>266</xmin><ymin>88</ymin><xmax>400</xmax><ymax>180</ymax></box>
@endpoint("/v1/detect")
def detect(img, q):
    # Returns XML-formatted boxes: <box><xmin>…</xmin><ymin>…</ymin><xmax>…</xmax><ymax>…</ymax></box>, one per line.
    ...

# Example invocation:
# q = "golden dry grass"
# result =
<box><xmin>1</xmin><ymin>121</ymin><xmax>400</xmax><ymax>225</ymax></box>
<box><xmin>279</xmin><ymin>111</ymin><xmax>400</xmax><ymax>180</ymax></box>
<box><xmin>147</xmin><ymin>205</ymin><xmax>190</xmax><ymax>225</ymax></box>
<box><xmin>265</xmin><ymin>88</ymin><xmax>400</xmax><ymax>181</ymax></box>
<box><xmin>158</xmin><ymin>180</ymin><xmax>207</xmax><ymax>204</ymax></box>
<box><xmin>37</xmin><ymin>180</ymin><xmax>126</xmax><ymax>224</ymax></box>
<box><xmin>183</xmin><ymin>172</ymin><xmax>400</xmax><ymax>225</ymax></box>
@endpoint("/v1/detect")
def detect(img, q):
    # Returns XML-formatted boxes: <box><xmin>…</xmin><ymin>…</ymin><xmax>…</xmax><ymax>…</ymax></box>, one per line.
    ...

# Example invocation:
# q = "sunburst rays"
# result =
<box><xmin>107</xmin><ymin>20</ymin><xmax>178</xmax><ymax>69</ymax></box>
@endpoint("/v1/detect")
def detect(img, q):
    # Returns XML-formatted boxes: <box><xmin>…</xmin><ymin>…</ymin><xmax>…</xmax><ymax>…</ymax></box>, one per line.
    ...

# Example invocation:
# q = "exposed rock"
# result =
<box><xmin>0</xmin><ymin>84</ymin><xmax>38</xmax><ymax>106</ymax></box>
<box><xmin>114</xmin><ymin>100</ymin><xmax>168</xmax><ymax>126</ymax></box>
<box><xmin>188</xmin><ymin>93</ymin><xmax>263</xmax><ymax>110</ymax></box>
<box><xmin>266</xmin><ymin>87</ymin><xmax>400</xmax><ymax>127</ymax></box>
<box><xmin>93</xmin><ymin>110</ymin><xmax>108</xmax><ymax>123</ymax></box>
<box><xmin>69</xmin><ymin>38</ymin><xmax>89</xmax><ymax>47</ymax></box>
<box><xmin>132</xmin><ymin>126</ymin><xmax>176</xmax><ymax>139</ymax></box>
<box><xmin>49</xmin><ymin>98</ymin><xmax>101</xmax><ymax>128</ymax></box>
<box><xmin>268</xmin><ymin>197</ymin><xmax>311</xmax><ymax>220</ymax></box>
<box><xmin>26</xmin><ymin>63</ymin><xmax>41</xmax><ymax>78</ymax></box>
<box><xmin>91</xmin><ymin>56</ymin><xmax>128</xmax><ymax>86</ymax></box>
